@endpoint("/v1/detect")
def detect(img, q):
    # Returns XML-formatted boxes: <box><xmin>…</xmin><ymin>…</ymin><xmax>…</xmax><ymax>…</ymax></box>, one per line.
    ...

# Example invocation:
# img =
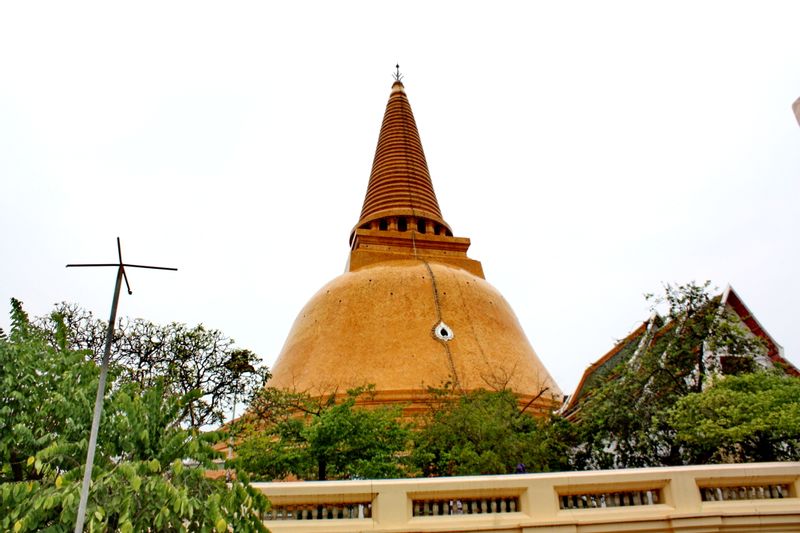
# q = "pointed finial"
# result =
<box><xmin>393</xmin><ymin>63</ymin><xmax>403</xmax><ymax>82</ymax></box>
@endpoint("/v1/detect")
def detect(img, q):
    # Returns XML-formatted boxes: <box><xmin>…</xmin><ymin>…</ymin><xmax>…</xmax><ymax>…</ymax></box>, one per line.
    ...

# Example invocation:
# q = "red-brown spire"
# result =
<box><xmin>351</xmin><ymin>80</ymin><xmax>451</xmax><ymax>242</ymax></box>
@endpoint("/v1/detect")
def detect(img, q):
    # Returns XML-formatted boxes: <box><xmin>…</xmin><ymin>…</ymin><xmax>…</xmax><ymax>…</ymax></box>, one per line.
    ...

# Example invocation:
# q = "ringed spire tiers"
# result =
<box><xmin>347</xmin><ymin>80</ymin><xmax>480</xmax><ymax>276</ymax></box>
<box><xmin>351</xmin><ymin>80</ymin><xmax>452</xmax><ymax>244</ymax></box>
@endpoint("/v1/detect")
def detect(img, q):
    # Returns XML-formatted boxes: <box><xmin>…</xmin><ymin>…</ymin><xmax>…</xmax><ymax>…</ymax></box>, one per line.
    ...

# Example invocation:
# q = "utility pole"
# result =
<box><xmin>67</xmin><ymin>237</ymin><xmax>177</xmax><ymax>532</ymax></box>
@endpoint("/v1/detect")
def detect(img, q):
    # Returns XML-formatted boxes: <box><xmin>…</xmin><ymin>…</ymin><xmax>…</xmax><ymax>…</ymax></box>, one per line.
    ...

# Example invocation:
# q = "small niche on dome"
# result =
<box><xmin>417</xmin><ymin>219</ymin><xmax>426</xmax><ymax>233</ymax></box>
<box><xmin>433</xmin><ymin>321</ymin><xmax>454</xmax><ymax>342</ymax></box>
<box><xmin>398</xmin><ymin>217</ymin><xmax>408</xmax><ymax>231</ymax></box>
<box><xmin>379</xmin><ymin>219</ymin><xmax>388</xmax><ymax>231</ymax></box>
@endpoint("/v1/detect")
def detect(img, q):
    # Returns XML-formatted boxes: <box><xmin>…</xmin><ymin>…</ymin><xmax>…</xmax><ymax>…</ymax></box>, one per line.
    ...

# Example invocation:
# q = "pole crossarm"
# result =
<box><xmin>67</xmin><ymin>263</ymin><xmax>178</xmax><ymax>270</ymax></box>
<box><xmin>66</xmin><ymin>237</ymin><xmax>177</xmax><ymax>532</ymax></box>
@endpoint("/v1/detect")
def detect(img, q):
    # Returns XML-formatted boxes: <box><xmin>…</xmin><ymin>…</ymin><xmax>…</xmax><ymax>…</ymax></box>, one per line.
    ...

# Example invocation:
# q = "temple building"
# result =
<box><xmin>562</xmin><ymin>285</ymin><xmax>800</xmax><ymax>418</ymax></box>
<box><xmin>266</xmin><ymin>78</ymin><xmax>561</xmax><ymax>414</ymax></box>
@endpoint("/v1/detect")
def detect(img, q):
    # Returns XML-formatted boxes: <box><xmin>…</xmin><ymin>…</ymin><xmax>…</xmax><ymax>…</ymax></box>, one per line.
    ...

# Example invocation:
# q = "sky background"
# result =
<box><xmin>2</xmin><ymin>1</ymin><xmax>799</xmax><ymax>397</ymax></box>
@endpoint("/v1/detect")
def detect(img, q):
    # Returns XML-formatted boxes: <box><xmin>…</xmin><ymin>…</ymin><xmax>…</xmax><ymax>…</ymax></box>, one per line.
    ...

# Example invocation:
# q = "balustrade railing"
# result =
<box><xmin>253</xmin><ymin>462</ymin><xmax>800</xmax><ymax>532</ymax></box>
<box><xmin>559</xmin><ymin>488</ymin><xmax>661</xmax><ymax>509</ymax></box>
<box><xmin>699</xmin><ymin>482</ymin><xmax>791</xmax><ymax>502</ymax></box>
<box><xmin>412</xmin><ymin>495</ymin><xmax>519</xmax><ymax>516</ymax></box>
<box><xmin>265</xmin><ymin>502</ymin><xmax>371</xmax><ymax>521</ymax></box>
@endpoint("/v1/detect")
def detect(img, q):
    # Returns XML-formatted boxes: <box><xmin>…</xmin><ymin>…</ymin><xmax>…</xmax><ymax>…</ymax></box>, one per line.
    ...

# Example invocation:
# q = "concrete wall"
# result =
<box><xmin>253</xmin><ymin>462</ymin><xmax>800</xmax><ymax>532</ymax></box>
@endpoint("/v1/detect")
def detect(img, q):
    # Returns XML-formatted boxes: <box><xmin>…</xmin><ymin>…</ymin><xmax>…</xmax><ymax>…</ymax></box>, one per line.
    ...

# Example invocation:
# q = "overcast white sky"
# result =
<box><xmin>1</xmin><ymin>1</ymin><xmax>799</xmax><ymax>396</ymax></box>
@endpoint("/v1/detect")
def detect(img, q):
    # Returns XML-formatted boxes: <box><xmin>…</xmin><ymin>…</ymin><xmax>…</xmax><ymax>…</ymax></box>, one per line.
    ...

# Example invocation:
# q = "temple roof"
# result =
<box><xmin>351</xmin><ymin>81</ymin><xmax>451</xmax><ymax>242</ymax></box>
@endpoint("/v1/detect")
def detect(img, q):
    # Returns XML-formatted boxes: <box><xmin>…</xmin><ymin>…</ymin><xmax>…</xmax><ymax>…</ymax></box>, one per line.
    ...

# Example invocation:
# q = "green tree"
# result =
<box><xmin>411</xmin><ymin>388</ymin><xmax>572</xmax><ymax>476</ymax></box>
<box><xmin>0</xmin><ymin>299</ymin><xmax>95</xmax><ymax>485</ymax></box>
<box><xmin>572</xmin><ymin>282</ymin><xmax>768</xmax><ymax>469</ymax></box>
<box><xmin>669</xmin><ymin>372</ymin><xmax>800</xmax><ymax>463</ymax></box>
<box><xmin>239</xmin><ymin>387</ymin><xmax>411</xmax><ymax>481</ymax></box>
<box><xmin>33</xmin><ymin>302</ymin><xmax>267</xmax><ymax>429</ymax></box>
<box><xmin>0</xmin><ymin>299</ymin><xmax>269</xmax><ymax>532</ymax></box>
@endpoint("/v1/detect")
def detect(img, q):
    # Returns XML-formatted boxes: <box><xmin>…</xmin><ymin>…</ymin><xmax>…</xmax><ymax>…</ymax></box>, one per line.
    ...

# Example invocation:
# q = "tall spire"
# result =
<box><xmin>351</xmin><ymin>79</ymin><xmax>451</xmax><ymax>242</ymax></box>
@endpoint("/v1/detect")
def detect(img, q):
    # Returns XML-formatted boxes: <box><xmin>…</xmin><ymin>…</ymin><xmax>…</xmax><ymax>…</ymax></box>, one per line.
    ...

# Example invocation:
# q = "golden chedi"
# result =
<box><xmin>267</xmin><ymin>78</ymin><xmax>562</xmax><ymax>415</ymax></box>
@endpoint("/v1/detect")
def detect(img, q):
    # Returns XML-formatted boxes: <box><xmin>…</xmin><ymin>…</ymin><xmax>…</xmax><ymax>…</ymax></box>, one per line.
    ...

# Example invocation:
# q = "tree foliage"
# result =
<box><xmin>0</xmin><ymin>299</ymin><xmax>269</xmax><ymax>532</ymax></box>
<box><xmin>0</xmin><ymin>299</ymin><xmax>96</xmax><ymax>486</ymax></box>
<box><xmin>33</xmin><ymin>302</ymin><xmax>267</xmax><ymax>429</ymax></box>
<box><xmin>412</xmin><ymin>388</ymin><xmax>573</xmax><ymax>476</ymax></box>
<box><xmin>669</xmin><ymin>372</ymin><xmax>800</xmax><ymax>464</ymax></box>
<box><xmin>238</xmin><ymin>387</ymin><xmax>411</xmax><ymax>481</ymax></box>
